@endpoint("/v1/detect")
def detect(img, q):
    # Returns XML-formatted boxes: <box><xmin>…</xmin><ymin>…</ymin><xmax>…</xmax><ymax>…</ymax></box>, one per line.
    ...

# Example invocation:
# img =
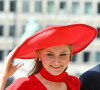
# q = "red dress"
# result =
<box><xmin>6</xmin><ymin>74</ymin><xmax>80</xmax><ymax>90</ymax></box>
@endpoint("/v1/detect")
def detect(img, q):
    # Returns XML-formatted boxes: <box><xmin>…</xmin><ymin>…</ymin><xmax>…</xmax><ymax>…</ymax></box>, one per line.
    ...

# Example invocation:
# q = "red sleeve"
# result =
<box><xmin>69</xmin><ymin>75</ymin><xmax>81</xmax><ymax>90</ymax></box>
<box><xmin>5</xmin><ymin>77</ymin><xmax>35</xmax><ymax>90</ymax></box>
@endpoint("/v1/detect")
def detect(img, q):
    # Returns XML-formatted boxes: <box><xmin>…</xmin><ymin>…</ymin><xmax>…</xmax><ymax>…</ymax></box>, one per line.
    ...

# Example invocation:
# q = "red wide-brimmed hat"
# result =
<box><xmin>12</xmin><ymin>24</ymin><xmax>98</xmax><ymax>59</ymax></box>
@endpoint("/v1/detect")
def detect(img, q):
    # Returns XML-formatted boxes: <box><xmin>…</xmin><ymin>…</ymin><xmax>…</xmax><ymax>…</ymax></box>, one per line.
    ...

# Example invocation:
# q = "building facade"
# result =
<box><xmin>0</xmin><ymin>0</ymin><xmax>100</xmax><ymax>65</ymax></box>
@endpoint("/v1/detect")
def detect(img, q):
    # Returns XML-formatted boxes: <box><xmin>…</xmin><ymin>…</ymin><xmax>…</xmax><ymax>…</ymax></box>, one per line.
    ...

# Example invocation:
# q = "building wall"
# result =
<box><xmin>0</xmin><ymin>0</ymin><xmax>100</xmax><ymax>64</ymax></box>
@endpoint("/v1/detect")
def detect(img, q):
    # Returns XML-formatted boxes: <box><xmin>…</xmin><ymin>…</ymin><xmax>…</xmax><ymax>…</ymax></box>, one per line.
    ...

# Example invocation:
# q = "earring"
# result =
<box><xmin>39</xmin><ymin>59</ymin><xmax>41</xmax><ymax>61</ymax></box>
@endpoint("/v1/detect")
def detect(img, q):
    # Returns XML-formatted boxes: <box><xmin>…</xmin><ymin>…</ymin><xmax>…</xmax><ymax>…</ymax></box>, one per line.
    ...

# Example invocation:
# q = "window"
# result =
<box><xmin>72</xmin><ymin>54</ymin><xmax>77</xmax><ymax>62</ymax></box>
<box><xmin>8</xmin><ymin>50</ymin><xmax>12</xmax><ymax>54</ymax></box>
<box><xmin>85</xmin><ymin>2</ymin><xmax>92</xmax><ymax>14</ymax></box>
<box><xmin>10</xmin><ymin>0</ymin><xmax>16</xmax><ymax>12</ymax></box>
<box><xmin>72</xmin><ymin>2</ymin><xmax>79</xmax><ymax>15</ymax></box>
<box><xmin>9</xmin><ymin>25</ymin><xmax>16</xmax><ymax>37</ymax></box>
<box><xmin>83</xmin><ymin>52</ymin><xmax>90</xmax><ymax>62</ymax></box>
<box><xmin>98</xmin><ymin>3</ymin><xmax>100</xmax><ymax>14</ymax></box>
<box><xmin>35</xmin><ymin>1</ymin><xmax>42</xmax><ymax>13</ymax></box>
<box><xmin>96</xmin><ymin>52</ymin><xmax>100</xmax><ymax>62</ymax></box>
<box><xmin>0</xmin><ymin>25</ymin><xmax>3</xmax><ymax>36</ymax></box>
<box><xmin>0</xmin><ymin>1</ymin><xmax>4</xmax><ymax>11</ymax></box>
<box><xmin>47</xmin><ymin>1</ymin><xmax>55</xmax><ymax>14</ymax></box>
<box><xmin>59</xmin><ymin>1</ymin><xmax>67</xmax><ymax>14</ymax></box>
<box><xmin>21</xmin><ymin>25</ymin><xmax>25</xmax><ymax>35</ymax></box>
<box><xmin>97</xmin><ymin>27</ymin><xmax>100</xmax><ymax>38</ymax></box>
<box><xmin>22</xmin><ymin>0</ymin><xmax>29</xmax><ymax>12</ymax></box>
<box><xmin>0</xmin><ymin>50</ymin><xmax>3</xmax><ymax>60</ymax></box>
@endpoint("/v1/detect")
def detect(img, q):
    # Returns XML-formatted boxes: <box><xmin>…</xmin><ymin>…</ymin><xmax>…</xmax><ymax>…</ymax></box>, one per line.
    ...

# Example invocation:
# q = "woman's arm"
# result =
<box><xmin>0</xmin><ymin>75</ymin><xmax>8</xmax><ymax>90</ymax></box>
<box><xmin>0</xmin><ymin>47</ymin><xmax>24</xmax><ymax>90</ymax></box>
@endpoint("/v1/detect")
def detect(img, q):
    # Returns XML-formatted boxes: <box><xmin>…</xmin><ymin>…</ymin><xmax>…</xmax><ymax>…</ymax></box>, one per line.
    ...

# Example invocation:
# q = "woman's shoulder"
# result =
<box><xmin>68</xmin><ymin>75</ymin><xmax>80</xmax><ymax>82</ymax></box>
<box><xmin>6</xmin><ymin>75</ymin><xmax>36</xmax><ymax>90</ymax></box>
<box><xmin>13</xmin><ymin>76</ymin><xmax>30</xmax><ymax>82</ymax></box>
<box><xmin>9</xmin><ymin>76</ymin><xmax>32</xmax><ymax>85</ymax></box>
<box><xmin>68</xmin><ymin>75</ymin><xmax>80</xmax><ymax>89</ymax></box>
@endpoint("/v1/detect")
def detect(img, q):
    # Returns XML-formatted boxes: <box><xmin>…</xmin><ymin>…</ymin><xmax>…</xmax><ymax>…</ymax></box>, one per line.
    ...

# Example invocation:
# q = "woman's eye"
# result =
<box><xmin>46</xmin><ymin>54</ymin><xmax>54</xmax><ymax>56</ymax></box>
<box><xmin>60</xmin><ymin>54</ymin><xmax>67</xmax><ymax>56</ymax></box>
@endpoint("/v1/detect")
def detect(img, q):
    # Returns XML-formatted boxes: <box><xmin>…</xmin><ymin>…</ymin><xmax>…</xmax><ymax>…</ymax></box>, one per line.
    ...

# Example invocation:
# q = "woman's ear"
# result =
<box><xmin>39</xmin><ymin>54</ymin><xmax>42</xmax><ymax>61</ymax></box>
<box><xmin>36</xmin><ymin>49</ymin><xmax>43</xmax><ymax>61</ymax></box>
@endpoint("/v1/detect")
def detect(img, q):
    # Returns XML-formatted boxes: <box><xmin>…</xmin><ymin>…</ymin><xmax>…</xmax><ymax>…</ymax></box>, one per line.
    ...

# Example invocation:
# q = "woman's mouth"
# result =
<box><xmin>50</xmin><ymin>65</ymin><xmax>62</xmax><ymax>69</ymax></box>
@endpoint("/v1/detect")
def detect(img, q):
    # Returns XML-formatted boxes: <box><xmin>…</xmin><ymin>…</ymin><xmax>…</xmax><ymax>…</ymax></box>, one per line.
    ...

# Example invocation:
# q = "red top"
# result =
<box><xmin>6</xmin><ymin>74</ymin><xmax>80</xmax><ymax>90</ymax></box>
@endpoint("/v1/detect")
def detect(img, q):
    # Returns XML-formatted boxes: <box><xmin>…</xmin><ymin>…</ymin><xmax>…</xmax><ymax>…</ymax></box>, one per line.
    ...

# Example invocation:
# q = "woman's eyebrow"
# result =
<box><xmin>46</xmin><ymin>51</ymin><xmax>54</xmax><ymax>53</ymax></box>
<box><xmin>60</xmin><ymin>51</ymin><xmax>70</xmax><ymax>53</ymax></box>
<box><xmin>46</xmin><ymin>51</ymin><xmax>70</xmax><ymax>53</ymax></box>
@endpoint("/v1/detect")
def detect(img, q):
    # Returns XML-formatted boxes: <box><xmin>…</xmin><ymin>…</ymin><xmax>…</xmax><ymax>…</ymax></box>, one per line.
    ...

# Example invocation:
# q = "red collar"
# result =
<box><xmin>40</xmin><ymin>67</ymin><xmax>68</xmax><ymax>82</ymax></box>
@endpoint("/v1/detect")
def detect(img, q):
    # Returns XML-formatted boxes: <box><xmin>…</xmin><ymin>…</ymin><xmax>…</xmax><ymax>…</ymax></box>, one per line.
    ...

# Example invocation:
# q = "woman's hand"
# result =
<box><xmin>0</xmin><ymin>47</ymin><xmax>24</xmax><ymax>79</ymax></box>
<box><xmin>0</xmin><ymin>47</ymin><xmax>24</xmax><ymax>90</ymax></box>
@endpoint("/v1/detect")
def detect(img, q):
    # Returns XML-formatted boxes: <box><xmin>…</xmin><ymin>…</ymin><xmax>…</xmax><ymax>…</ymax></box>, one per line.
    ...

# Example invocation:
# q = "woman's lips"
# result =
<box><xmin>50</xmin><ymin>65</ymin><xmax>62</xmax><ymax>69</ymax></box>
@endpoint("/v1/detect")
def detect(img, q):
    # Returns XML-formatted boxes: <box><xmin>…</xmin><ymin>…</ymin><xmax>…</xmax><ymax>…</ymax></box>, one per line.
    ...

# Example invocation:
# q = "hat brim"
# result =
<box><xmin>12</xmin><ymin>24</ymin><xmax>98</xmax><ymax>59</ymax></box>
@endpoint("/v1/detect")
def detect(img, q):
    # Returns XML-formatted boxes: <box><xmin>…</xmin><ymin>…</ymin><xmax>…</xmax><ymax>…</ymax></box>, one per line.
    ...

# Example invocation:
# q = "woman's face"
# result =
<box><xmin>39</xmin><ymin>45</ymin><xmax>71</xmax><ymax>75</ymax></box>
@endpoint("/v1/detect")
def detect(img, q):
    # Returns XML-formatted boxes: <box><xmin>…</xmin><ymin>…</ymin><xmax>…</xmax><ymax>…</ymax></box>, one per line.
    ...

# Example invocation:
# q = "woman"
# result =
<box><xmin>0</xmin><ymin>24</ymin><xmax>98</xmax><ymax>90</ymax></box>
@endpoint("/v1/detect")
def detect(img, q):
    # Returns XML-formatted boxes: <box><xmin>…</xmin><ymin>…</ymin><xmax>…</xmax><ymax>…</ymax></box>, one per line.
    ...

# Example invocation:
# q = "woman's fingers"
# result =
<box><xmin>1</xmin><ymin>46</ymin><xmax>20</xmax><ymax>78</ymax></box>
<box><xmin>3</xmin><ymin>47</ymin><xmax>19</xmax><ymax>72</ymax></box>
<box><xmin>5</xmin><ymin>46</ymin><xmax>18</xmax><ymax>64</ymax></box>
<box><xmin>15</xmin><ymin>62</ymin><xmax>24</xmax><ymax>70</ymax></box>
<box><xmin>7</xmin><ymin>63</ymin><xmax>24</xmax><ymax>78</ymax></box>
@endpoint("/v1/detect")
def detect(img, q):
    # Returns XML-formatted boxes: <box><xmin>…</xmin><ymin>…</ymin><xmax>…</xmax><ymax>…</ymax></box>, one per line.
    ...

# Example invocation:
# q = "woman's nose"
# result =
<box><xmin>53</xmin><ymin>57</ymin><xmax>60</xmax><ymax>65</ymax></box>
